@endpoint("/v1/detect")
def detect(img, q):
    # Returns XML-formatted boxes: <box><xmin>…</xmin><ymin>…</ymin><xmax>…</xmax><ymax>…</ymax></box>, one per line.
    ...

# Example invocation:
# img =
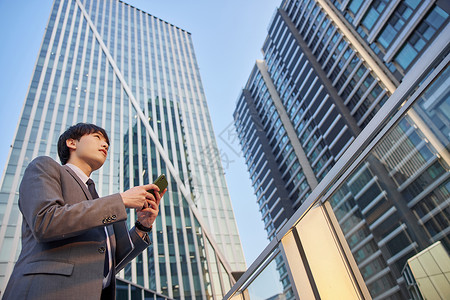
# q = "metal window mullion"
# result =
<box><xmin>2</xmin><ymin>213</ymin><xmax>24</xmax><ymax>292</ymax></box>
<box><xmin>316</xmin><ymin>26</ymin><xmax>338</xmax><ymax>62</ymax></box>
<box><xmin>312</xmin><ymin>17</ymin><xmax>331</xmax><ymax>54</ymax></box>
<box><xmin>108</xmin><ymin>65</ymin><xmax>116</xmax><ymax>196</ymax></box>
<box><xmin>297</xmin><ymin>0</ymin><xmax>314</xmax><ymax>32</ymax></box>
<box><xmin>45</xmin><ymin>0</ymin><xmax>77</xmax><ymax>156</ymax></box>
<box><xmin>282</xmin><ymin>38</ymin><xmax>297</xmax><ymax>67</ymax></box>
<box><xmin>139</xmin><ymin>11</ymin><xmax>151</xmax><ymax>289</ymax></box>
<box><xmin>176</xmin><ymin>188</ymin><xmax>198</xmax><ymax>297</ymax></box>
<box><xmin>269</xmin><ymin>15</ymin><xmax>283</xmax><ymax>44</ymax></box>
<box><xmin>321</xmin><ymin>34</ymin><xmax>344</xmax><ymax>70</ymax></box>
<box><xmin>337</xmin><ymin>59</ymin><xmax>363</xmax><ymax>96</ymax></box>
<box><xmin>57</xmin><ymin>0</ymin><xmax>80</xmax><ymax>133</ymax></box>
<box><xmin>151</xmin><ymin>13</ymin><xmax>167</xmax><ymax>294</ymax></box>
<box><xmin>180</xmin><ymin>30</ymin><xmax>213</xmax><ymax>231</ymax></box>
<box><xmin>82</xmin><ymin>32</ymin><xmax>97</xmax><ymax>122</ymax></box>
<box><xmin>32</xmin><ymin>0</ymin><xmax>70</xmax><ymax>159</ymax></box>
<box><xmin>350</xmin><ymin>79</ymin><xmax>378</xmax><ymax>116</ymax></box>
<box><xmin>304</xmin><ymin>7</ymin><xmax>322</xmax><ymax>45</ymax></box>
<box><xmin>307</xmin><ymin>11</ymin><xmax>325</xmax><ymax>49</ymax></box>
<box><xmin>327</xmin><ymin>43</ymin><xmax>349</xmax><ymax>79</ymax></box>
<box><xmin>202</xmin><ymin>234</ymin><xmax>219</xmax><ymax>298</ymax></box>
<box><xmin>92</xmin><ymin>42</ymin><xmax>103</xmax><ymax>126</ymax></box>
<box><xmin>163</xmin><ymin>23</ymin><xmax>187</xmax><ymax>298</ymax></box>
<box><xmin>367</xmin><ymin>0</ymin><xmax>401</xmax><ymax>43</ymax></box>
<box><xmin>286</xmin><ymin>45</ymin><xmax>301</xmax><ymax>70</ymax></box>
<box><xmin>384</xmin><ymin>0</ymin><xmax>435</xmax><ymax>62</ymax></box>
<box><xmin>327</xmin><ymin>124</ymin><xmax>350</xmax><ymax>155</ymax></box>
<box><xmin>163</xmin><ymin>29</ymin><xmax>191</xmax><ymax>295</ymax></box>
<box><xmin>167</xmin><ymin>30</ymin><xmax>191</xmax><ymax>190</ymax></box>
<box><xmin>353</xmin><ymin>0</ymin><xmax>372</xmax><ymax>26</ymax></box>
<box><xmin>153</xmin><ymin>18</ymin><xmax>173</xmax><ymax>298</ymax></box>
<box><xmin>357</xmin><ymin>88</ymin><xmax>387</xmax><ymax>124</ymax></box>
<box><xmin>275</xmin><ymin>26</ymin><xmax>290</xmax><ymax>56</ymax></box>
<box><xmin>80</xmin><ymin>0</ymin><xmax>95</xmax><ymax>123</ymax></box>
<box><xmin>116</xmin><ymin>1</ymin><xmax>126</xmax><ymax>278</ymax></box>
<box><xmin>61</xmin><ymin>2</ymin><xmax>85</xmax><ymax>126</ymax></box>
<box><xmin>73</xmin><ymin>19</ymin><xmax>91</xmax><ymax>121</ymax></box>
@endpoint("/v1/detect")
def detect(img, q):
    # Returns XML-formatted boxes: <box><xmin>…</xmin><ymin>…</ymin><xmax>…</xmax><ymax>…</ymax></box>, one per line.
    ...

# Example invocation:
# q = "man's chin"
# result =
<box><xmin>89</xmin><ymin>160</ymin><xmax>105</xmax><ymax>171</ymax></box>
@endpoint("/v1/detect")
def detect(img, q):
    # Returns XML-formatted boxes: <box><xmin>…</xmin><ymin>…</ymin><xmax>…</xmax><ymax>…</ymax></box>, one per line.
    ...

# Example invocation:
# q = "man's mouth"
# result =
<box><xmin>100</xmin><ymin>149</ymin><xmax>107</xmax><ymax>156</ymax></box>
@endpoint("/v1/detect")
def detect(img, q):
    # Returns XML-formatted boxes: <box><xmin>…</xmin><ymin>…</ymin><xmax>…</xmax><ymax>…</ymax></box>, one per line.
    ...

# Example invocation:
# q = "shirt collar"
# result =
<box><xmin>66</xmin><ymin>163</ymin><xmax>90</xmax><ymax>187</ymax></box>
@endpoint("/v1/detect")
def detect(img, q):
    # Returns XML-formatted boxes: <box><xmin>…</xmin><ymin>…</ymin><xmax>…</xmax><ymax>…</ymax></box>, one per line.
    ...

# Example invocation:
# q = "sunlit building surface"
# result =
<box><xmin>233</xmin><ymin>0</ymin><xmax>449</xmax><ymax>298</ymax></box>
<box><xmin>0</xmin><ymin>0</ymin><xmax>245</xmax><ymax>298</ymax></box>
<box><xmin>402</xmin><ymin>241</ymin><xmax>450</xmax><ymax>299</ymax></box>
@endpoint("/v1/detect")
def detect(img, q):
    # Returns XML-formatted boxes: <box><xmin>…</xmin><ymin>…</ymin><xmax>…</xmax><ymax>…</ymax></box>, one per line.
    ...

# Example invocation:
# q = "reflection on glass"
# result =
<box><xmin>219</xmin><ymin>262</ymin><xmax>232</xmax><ymax>294</ymax></box>
<box><xmin>206</xmin><ymin>238</ymin><xmax>222</xmax><ymax>298</ymax></box>
<box><xmin>328</xmin><ymin>65</ymin><xmax>449</xmax><ymax>299</ymax></box>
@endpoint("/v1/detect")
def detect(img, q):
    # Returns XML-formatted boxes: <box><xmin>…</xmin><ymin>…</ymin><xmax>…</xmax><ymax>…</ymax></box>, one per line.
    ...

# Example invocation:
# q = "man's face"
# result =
<box><xmin>68</xmin><ymin>132</ymin><xmax>109</xmax><ymax>171</ymax></box>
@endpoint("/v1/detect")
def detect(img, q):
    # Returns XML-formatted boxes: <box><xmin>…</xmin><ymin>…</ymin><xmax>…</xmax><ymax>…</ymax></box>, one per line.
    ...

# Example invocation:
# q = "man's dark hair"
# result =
<box><xmin>57</xmin><ymin>123</ymin><xmax>110</xmax><ymax>165</ymax></box>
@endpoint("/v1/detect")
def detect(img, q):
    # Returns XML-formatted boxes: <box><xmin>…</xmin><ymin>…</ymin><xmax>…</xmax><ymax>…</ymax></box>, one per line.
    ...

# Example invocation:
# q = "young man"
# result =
<box><xmin>3</xmin><ymin>123</ymin><xmax>166</xmax><ymax>300</ymax></box>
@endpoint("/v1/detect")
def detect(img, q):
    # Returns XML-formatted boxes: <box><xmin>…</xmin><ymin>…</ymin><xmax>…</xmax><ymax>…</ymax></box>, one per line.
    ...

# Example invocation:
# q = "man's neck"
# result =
<box><xmin>66</xmin><ymin>158</ymin><xmax>93</xmax><ymax>177</ymax></box>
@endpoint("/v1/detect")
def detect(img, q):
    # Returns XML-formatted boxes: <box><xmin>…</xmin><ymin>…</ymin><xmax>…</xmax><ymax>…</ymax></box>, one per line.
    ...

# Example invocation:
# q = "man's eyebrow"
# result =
<box><xmin>92</xmin><ymin>131</ymin><xmax>105</xmax><ymax>139</ymax></box>
<box><xmin>94</xmin><ymin>131</ymin><xmax>109</xmax><ymax>144</ymax></box>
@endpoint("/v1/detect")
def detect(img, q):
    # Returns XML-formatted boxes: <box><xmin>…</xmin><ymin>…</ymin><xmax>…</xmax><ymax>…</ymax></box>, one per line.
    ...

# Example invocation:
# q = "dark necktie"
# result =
<box><xmin>86</xmin><ymin>178</ymin><xmax>99</xmax><ymax>199</ymax></box>
<box><xmin>86</xmin><ymin>179</ymin><xmax>109</xmax><ymax>279</ymax></box>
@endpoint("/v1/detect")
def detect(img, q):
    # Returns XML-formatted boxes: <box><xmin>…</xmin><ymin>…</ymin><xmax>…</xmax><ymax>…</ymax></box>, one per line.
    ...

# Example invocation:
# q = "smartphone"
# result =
<box><xmin>150</xmin><ymin>174</ymin><xmax>168</xmax><ymax>197</ymax></box>
<box><xmin>144</xmin><ymin>174</ymin><xmax>167</xmax><ymax>209</ymax></box>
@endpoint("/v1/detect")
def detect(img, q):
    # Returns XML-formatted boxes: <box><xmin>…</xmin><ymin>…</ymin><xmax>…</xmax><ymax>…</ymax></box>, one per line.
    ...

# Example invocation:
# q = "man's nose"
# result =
<box><xmin>102</xmin><ymin>142</ymin><xmax>109</xmax><ymax>151</ymax></box>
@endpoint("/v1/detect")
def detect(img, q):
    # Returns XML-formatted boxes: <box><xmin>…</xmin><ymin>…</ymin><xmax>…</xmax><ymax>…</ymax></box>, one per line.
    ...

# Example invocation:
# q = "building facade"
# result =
<box><xmin>227</xmin><ymin>47</ymin><xmax>449</xmax><ymax>300</ymax></box>
<box><xmin>234</xmin><ymin>0</ymin><xmax>449</xmax><ymax>298</ymax></box>
<box><xmin>0</xmin><ymin>0</ymin><xmax>245</xmax><ymax>298</ymax></box>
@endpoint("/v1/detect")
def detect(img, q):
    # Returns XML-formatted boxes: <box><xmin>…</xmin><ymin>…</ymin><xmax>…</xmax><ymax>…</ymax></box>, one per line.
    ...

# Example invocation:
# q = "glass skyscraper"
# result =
<box><xmin>234</xmin><ymin>0</ymin><xmax>448</xmax><ymax>298</ymax></box>
<box><xmin>0</xmin><ymin>0</ymin><xmax>245</xmax><ymax>298</ymax></box>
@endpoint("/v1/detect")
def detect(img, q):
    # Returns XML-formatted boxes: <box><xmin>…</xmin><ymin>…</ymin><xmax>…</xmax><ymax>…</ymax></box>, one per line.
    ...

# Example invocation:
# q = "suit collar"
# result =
<box><xmin>65</xmin><ymin>163</ymin><xmax>90</xmax><ymax>185</ymax></box>
<box><xmin>62</xmin><ymin>165</ymin><xmax>93</xmax><ymax>200</ymax></box>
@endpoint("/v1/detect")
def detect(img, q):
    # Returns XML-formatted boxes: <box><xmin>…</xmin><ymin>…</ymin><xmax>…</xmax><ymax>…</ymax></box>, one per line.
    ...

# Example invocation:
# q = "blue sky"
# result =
<box><xmin>0</xmin><ymin>0</ymin><xmax>279</xmax><ymax>266</ymax></box>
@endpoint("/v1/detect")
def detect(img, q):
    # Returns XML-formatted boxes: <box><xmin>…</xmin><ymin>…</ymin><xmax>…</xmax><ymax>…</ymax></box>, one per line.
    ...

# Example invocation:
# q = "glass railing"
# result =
<box><xmin>326</xmin><ymin>63</ymin><xmax>449</xmax><ymax>299</ymax></box>
<box><xmin>227</xmin><ymin>246</ymin><xmax>294</xmax><ymax>300</ymax></box>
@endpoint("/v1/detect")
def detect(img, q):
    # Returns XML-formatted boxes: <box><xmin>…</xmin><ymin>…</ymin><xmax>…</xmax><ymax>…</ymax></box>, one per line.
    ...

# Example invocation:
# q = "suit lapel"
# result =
<box><xmin>62</xmin><ymin>165</ymin><xmax>93</xmax><ymax>200</ymax></box>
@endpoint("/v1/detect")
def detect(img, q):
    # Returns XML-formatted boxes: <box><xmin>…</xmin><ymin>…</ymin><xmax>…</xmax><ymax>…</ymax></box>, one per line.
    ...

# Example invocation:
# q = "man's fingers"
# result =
<box><xmin>156</xmin><ymin>188</ymin><xmax>167</xmax><ymax>205</ymax></box>
<box><xmin>142</xmin><ymin>183</ymin><xmax>160</xmax><ymax>192</ymax></box>
<box><xmin>140</xmin><ymin>206</ymin><xmax>158</xmax><ymax>214</ymax></box>
<box><xmin>142</xmin><ymin>199</ymin><xmax>149</xmax><ymax>208</ymax></box>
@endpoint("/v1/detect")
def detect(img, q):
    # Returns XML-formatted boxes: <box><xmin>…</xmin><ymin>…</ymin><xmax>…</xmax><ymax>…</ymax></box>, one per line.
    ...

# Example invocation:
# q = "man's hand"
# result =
<box><xmin>120</xmin><ymin>183</ymin><xmax>161</xmax><ymax>209</ymax></box>
<box><xmin>136</xmin><ymin>186</ymin><xmax>166</xmax><ymax>229</ymax></box>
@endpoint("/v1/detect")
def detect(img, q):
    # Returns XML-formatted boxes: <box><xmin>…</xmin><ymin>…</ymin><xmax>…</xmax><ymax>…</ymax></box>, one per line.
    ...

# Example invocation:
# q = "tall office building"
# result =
<box><xmin>234</xmin><ymin>0</ymin><xmax>449</xmax><ymax>298</ymax></box>
<box><xmin>0</xmin><ymin>0</ymin><xmax>245</xmax><ymax>298</ymax></box>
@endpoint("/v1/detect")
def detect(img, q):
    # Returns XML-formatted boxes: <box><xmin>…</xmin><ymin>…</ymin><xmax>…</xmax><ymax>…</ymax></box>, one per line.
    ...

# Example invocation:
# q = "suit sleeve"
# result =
<box><xmin>115</xmin><ymin>226</ymin><xmax>150</xmax><ymax>272</ymax></box>
<box><xmin>19</xmin><ymin>156</ymin><xmax>128</xmax><ymax>243</ymax></box>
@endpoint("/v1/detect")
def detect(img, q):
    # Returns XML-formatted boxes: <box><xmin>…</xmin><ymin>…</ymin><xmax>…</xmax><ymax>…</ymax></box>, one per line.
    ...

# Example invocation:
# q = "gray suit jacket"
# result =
<box><xmin>3</xmin><ymin>156</ymin><xmax>149</xmax><ymax>300</ymax></box>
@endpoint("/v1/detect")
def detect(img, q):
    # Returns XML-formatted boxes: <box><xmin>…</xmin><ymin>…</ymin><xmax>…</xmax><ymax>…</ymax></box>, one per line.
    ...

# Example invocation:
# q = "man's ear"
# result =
<box><xmin>66</xmin><ymin>139</ymin><xmax>77</xmax><ymax>151</ymax></box>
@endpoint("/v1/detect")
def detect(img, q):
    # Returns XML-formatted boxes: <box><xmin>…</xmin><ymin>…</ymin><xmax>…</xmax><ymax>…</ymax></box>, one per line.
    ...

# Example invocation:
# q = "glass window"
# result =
<box><xmin>116</xmin><ymin>279</ymin><xmax>129</xmax><ymax>299</ymax></box>
<box><xmin>378</xmin><ymin>22</ymin><xmax>398</xmax><ymax>49</ymax></box>
<box><xmin>394</xmin><ymin>6</ymin><xmax>449</xmax><ymax>70</ymax></box>
<box><xmin>361</xmin><ymin>0</ymin><xmax>388</xmax><ymax>32</ymax></box>
<box><xmin>395</xmin><ymin>43</ymin><xmax>417</xmax><ymax>69</ymax></box>
<box><xmin>376</xmin><ymin>0</ymin><xmax>423</xmax><ymax>50</ymax></box>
